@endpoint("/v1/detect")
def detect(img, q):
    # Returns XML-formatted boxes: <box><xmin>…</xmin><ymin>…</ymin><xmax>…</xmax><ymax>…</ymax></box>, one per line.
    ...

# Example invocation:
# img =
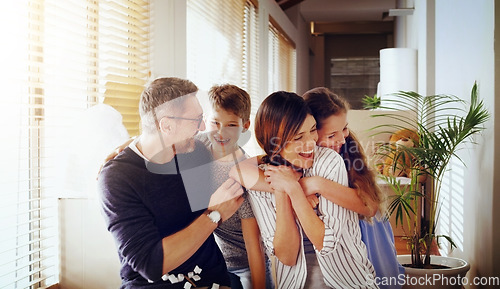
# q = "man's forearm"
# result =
<box><xmin>161</xmin><ymin>211</ymin><xmax>217</xmax><ymax>274</ymax></box>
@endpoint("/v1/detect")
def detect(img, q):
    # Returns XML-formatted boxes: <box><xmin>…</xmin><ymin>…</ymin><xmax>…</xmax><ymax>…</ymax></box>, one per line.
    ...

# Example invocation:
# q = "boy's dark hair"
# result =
<box><xmin>208</xmin><ymin>84</ymin><xmax>251</xmax><ymax>122</ymax></box>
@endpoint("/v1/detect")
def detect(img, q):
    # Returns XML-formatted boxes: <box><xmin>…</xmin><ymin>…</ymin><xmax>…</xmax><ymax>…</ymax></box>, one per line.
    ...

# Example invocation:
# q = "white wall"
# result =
<box><xmin>494</xmin><ymin>0</ymin><xmax>500</xmax><ymax>279</ymax></box>
<box><xmin>434</xmin><ymin>1</ymin><xmax>496</xmax><ymax>287</ymax></box>
<box><xmin>150</xmin><ymin>0</ymin><xmax>188</xmax><ymax>78</ymax></box>
<box><xmin>283</xmin><ymin>4</ymin><xmax>311</xmax><ymax>95</ymax></box>
<box><xmin>59</xmin><ymin>199</ymin><xmax>122</xmax><ymax>289</ymax></box>
<box><xmin>404</xmin><ymin>1</ymin><xmax>498</xmax><ymax>287</ymax></box>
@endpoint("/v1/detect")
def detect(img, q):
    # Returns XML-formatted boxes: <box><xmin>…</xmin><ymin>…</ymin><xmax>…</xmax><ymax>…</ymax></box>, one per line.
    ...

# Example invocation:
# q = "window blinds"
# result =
<box><xmin>186</xmin><ymin>0</ymin><xmax>262</xmax><ymax>156</ymax></box>
<box><xmin>243</xmin><ymin>0</ymin><xmax>261</xmax><ymax>116</ymax></box>
<box><xmin>268</xmin><ymin>17</ymin><xmax>296</xmax><ymax>94</ymax></box>
<box><xmin>186</xmin><ymin>0</ymin><xmax>247</xmax><ymax>92</ymax></box>
<box><xmin>0</xmin><ymin>1</ymin><xmax>149</xmax><ymax>288</ymax></box>
<box><xmin>101</xmin><ymin>0</ymin><xmax>150</xmax><ymax>137</ymax></box>
<box><xmin>186</xmin><ymin>0</ymin><xmax>260</xmax><ymax>100</ymax></box>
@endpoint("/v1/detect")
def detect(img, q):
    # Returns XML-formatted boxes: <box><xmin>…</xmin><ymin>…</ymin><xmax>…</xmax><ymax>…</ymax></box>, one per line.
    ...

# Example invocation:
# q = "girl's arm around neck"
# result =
<box><xmin>299</xmin><ymin>176</ymin><xmax>378</xmax><ymax>217</ymax></box>
<box><xmin>229</xmin><ymin>155</ymin><xmax>272</xmax><ymax>192</ymax></box>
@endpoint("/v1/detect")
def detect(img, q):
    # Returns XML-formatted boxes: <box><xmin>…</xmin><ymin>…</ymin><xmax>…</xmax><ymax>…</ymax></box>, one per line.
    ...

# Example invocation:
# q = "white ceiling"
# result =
<box><xmin>297</xmin><ymin>0</ymin><xmax>396</xmax><ymax>23</ymax></box>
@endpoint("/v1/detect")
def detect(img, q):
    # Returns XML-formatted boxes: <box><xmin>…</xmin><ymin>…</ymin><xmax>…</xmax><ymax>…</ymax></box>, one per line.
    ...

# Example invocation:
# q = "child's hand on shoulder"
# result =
<box><xmin>264</xmin><ymin>165</ymin><xmax>301</xmax><ymax>194</ymax></box>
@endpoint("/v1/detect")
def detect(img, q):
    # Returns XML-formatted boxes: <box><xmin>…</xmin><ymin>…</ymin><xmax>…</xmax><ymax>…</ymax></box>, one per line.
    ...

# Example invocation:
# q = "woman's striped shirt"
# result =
<box><xmin>248</xmin><ymin>146</ymin><xmax>378</xmax><ymax>289</ymax></box>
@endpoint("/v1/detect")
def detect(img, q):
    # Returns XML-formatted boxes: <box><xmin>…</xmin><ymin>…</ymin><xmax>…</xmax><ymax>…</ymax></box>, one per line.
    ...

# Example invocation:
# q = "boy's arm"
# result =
<box><xmin>300</xmin><ymin>176</ymin><xmax>378</xmax><ymax>217</ymax></box>
<box><xmin>241</xmin><ymin>217</ymin><xmax>267</xmax><ymax>289</ymax></box>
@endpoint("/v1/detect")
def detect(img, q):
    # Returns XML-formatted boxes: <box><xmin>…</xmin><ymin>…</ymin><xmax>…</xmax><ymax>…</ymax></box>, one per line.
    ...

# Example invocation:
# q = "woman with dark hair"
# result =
<box><xmin>231</xmin><ymin>91</ymin><xmax>378</xmax><ymax>289</ymax></box>
<box><xmin>302</xmin><ymin>87</ymin><xmax>404</xmax><ymax>289</ymax></box>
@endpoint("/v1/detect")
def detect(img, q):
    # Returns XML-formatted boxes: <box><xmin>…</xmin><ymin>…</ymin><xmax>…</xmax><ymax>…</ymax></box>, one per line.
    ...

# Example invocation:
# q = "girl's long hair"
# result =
<box><xmin>303</xmin><ymin>87</ymin><xmax>384</xmax><ymax>218</ymax></box>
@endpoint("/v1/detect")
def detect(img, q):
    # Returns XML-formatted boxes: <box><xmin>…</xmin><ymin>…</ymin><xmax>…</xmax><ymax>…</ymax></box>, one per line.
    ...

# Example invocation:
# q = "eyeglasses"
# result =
<box><xmin>165</xmin><ymin>115</ymin><xmax>204</xmax><ymax>129</ymax></box>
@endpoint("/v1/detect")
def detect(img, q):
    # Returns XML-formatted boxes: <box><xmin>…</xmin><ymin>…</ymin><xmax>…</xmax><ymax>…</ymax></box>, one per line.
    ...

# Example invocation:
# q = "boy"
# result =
<box><xmin>196</xmin><ymin>84</ymin><xmax>269</xmax><ymax>289</ymax></box>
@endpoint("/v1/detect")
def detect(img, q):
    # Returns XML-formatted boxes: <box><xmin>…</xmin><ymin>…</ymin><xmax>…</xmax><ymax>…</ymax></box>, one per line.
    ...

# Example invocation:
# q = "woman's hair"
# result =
<box><xmin>255</xmin><ymin>91</ymin><xmax>311</xmax><ymax>162</ymax></box>
<box><xmin>303</xmin><ymin>87</ymin><xmax>384</xmax><ymax>217</ymax></box>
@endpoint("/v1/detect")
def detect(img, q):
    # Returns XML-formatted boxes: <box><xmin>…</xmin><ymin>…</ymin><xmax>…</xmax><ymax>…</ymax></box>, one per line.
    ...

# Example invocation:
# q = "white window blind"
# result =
<box><xmin>242</xmin><ymin>0</ymin><xmax>263</xmax><ymax>156</ymax></box>
<box><xmin>243</xmin><ymin>0</ymin><xmax>261</xmax><ymax>116</ymax></box>
<box><xmin>187</xmin><ymin>0</ymin><xmax>261</xmax><ymax>156</ymax></box>
<box><xmin>101</xmin><ymin>0</ymin><xmax>150</xmax><ymax>137</ymax></box>
<box><xmin>0</xmin><ymin>1</ymin><xmax>149</xmax><ymax>288</ymax></box>
<box><xmin>186</xmin><ymin>0</ymin><xmax>247</xmax><ymax>92</ymax></box>
<box><xmin>268</xmin><ymin>17</ymin><xmax>296</xmax><ymax>94</ymax></box>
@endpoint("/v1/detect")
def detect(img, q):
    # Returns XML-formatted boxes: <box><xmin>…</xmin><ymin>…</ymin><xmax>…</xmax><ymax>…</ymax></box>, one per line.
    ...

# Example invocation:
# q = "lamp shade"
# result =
<box><xmin>378</xmin><ymin>48</ymin><xmax>417</xmax><ymax>109</ymax></box>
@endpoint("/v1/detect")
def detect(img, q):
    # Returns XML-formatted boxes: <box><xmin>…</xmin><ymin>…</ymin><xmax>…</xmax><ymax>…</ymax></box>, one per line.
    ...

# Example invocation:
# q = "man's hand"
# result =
<box><xmin>208</xmin><ymin>178</ymin><xmax>244</xmax><ymax>221</ymax></box>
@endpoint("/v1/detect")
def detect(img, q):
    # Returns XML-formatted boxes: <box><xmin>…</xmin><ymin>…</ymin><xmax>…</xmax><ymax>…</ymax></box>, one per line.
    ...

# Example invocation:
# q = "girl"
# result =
<box><xmin>302</xmin><ymin>87</ymin><xmax>404</xmax><ymax>289</ymax></box>
<box><xmin>231</xmin><ymin>91</ymin><xmax>378</xmax><ymax>289</ymax></box>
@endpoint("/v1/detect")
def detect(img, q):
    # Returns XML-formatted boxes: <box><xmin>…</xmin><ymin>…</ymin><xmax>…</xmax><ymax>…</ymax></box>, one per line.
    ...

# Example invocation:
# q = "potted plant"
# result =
<box><xmin>362</xmin><ymin>93</ymin><xmax>381</xmax><ymax>110</ymax></box>
<box><xmin>363</xmin><ymin>82</ymin><xmax>490</xmax><ymax>288</ymax></box>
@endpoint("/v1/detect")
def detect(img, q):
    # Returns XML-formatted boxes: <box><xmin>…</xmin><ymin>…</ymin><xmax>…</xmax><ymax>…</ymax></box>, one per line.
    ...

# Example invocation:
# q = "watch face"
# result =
<box><xmin>209</xmin><ymin>210</ymin><xmax>221</xmax><ymax>223</ymax></box>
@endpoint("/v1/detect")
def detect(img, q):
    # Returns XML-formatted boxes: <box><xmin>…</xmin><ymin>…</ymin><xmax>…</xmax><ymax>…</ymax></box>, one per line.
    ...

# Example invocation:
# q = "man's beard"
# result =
<box><xmin>173</xmin><ymin>137</ymin><xmax>196</xmax><ymax>154</ymax></box>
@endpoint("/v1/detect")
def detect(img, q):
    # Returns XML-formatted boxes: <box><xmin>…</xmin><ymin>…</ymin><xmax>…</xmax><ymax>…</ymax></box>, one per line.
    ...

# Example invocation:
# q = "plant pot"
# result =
<box><xmin>396</xmin><ymin>255</ymin><xmax>470</xmax><ymax>289</ymax></box>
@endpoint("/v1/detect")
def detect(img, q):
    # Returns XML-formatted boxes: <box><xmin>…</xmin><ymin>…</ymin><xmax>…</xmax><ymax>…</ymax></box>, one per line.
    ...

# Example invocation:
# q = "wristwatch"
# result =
<box><xmin>206</xmin><ymin>210</ymin><xmax>222</xmax><ymax>226</ymax></box>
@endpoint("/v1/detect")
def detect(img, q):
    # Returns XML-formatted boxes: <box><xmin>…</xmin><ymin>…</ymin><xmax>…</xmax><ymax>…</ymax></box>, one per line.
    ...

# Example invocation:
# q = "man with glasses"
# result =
<box><xmin>98</xmin><ymin>77</ymin><xmax>243</xmax><ymax>289</ymax></box>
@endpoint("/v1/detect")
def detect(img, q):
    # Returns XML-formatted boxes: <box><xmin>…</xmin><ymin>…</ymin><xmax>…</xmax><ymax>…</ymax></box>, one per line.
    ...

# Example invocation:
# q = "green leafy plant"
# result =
<box><xmin>361</xmin><ymin>93</ymin><xmax>381</xmax><ymax>110</ymax></box>
<box><xmin>368</xmin><ymin>82</ymin><xmax>490</xmax><ymax>268</ymax></box>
